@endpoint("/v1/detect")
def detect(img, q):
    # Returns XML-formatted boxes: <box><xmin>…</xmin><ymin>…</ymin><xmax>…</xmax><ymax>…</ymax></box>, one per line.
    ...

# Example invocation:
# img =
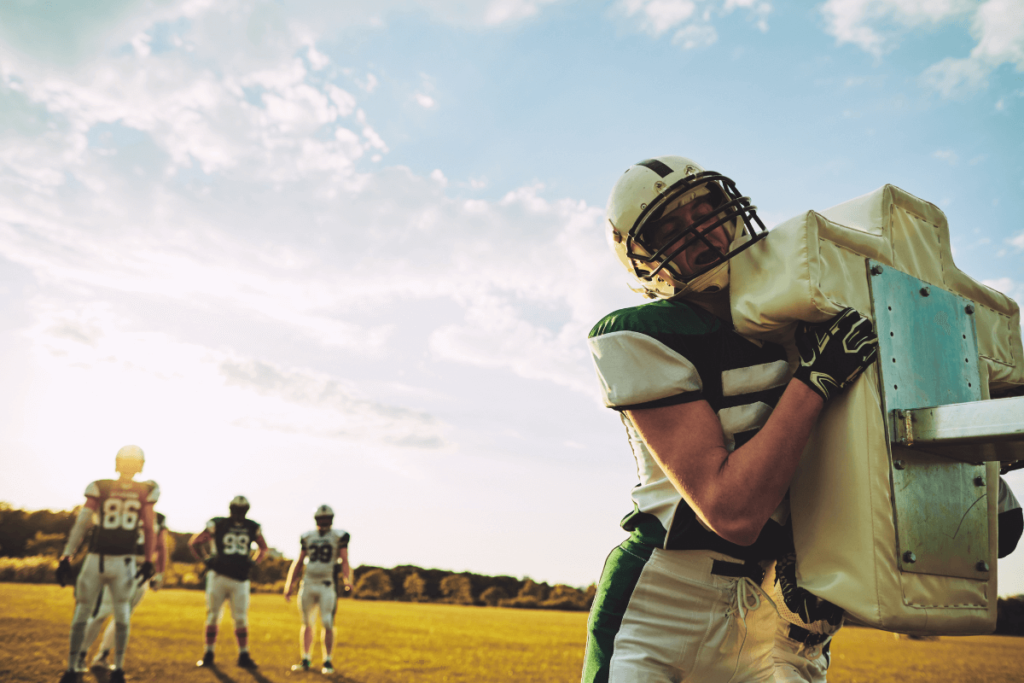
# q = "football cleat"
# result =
<box><xmin>291</xmin><ymin>658</ymin><xmax>311</xmax><ymax>672</ymax></box>
<box><xmin>58</xmin><ymin>670</ymin><xmax>78</xmax><ymax>683</ymax></box>
<box><xmin>109</xmin><ymin>669</ymin><xmax>126</xmax><ymax>683</ymax></box>
<box><xmin>197</xmin><ymin>652</ymin><xmax>214</xmax><ymax>668</ymax></box>
<box><xmin>237</xmin><ymin>652</ymin><xmax>258</xmax><ymax>669</ymax></box>
<box><xmin>73</xmin><ymin>652</ymin><xmax>88</xmax><ymax>673</ymax></box>
<box><xmin>321</xmin><ymin>660</ymin><xmax>335</xmax><ymax>675</ymax></box>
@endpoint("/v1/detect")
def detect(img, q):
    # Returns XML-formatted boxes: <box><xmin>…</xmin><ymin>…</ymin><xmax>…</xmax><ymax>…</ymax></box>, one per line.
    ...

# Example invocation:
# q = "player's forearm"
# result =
<box><xmin>156</xmin><ymin>531</ymin><xmax>169</xmax><ymax>573</ymax></box>
<box><xmin>703</xmin><ymin>380</ymin><xmax>823</xmax><ymax>544</ymax></box>
<box><xmin>284</xmin><ymin>560</ymin><xmax>300</xmax><ymax>595</ymax></box>
<box><xmin>648</xmin><ymin>379</ymin><xmax>823</xmax><ymax>546</ymax></box>
<box><xmin>62</xmin><ymin>508</ymin><xmax>94</xmax><ymax>558</ymax></box>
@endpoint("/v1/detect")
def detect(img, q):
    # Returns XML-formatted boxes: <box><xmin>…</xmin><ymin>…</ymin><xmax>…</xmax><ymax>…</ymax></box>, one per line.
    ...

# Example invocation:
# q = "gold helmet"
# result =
<box><xmin>114</xmin><ymin>445</ymin><xmax>145</xmax><ymax>475</ymax></box>
<box><xmin>605</xmin><ymin>156</ymin><xmax>767</xmax><ymax>299</ymax></box>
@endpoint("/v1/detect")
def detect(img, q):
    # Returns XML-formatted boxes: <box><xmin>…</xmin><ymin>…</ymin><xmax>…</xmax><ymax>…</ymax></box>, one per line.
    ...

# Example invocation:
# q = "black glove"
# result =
<box><xmin>57</xmin><ymin>558</ymin><xmax>73</xmax><ymax>588</ymax></box>
<box><xmin>793</xmin><ymin>307</ymin><xmax>878</xmax><ymax>402</ymax></box>
<box><xmin>135</xmin><ymin>560</ymin><xmax>155</xmax><ymax>584</ymax></box>
<box><xmin>776</xmin><ymin>553</ymin><xmax>844</xmax><ymax>626</ymax></box>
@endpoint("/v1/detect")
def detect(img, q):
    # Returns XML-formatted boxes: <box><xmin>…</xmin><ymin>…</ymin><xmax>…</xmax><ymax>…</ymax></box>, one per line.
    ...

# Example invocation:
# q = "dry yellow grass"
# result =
<box><xmin>1</xmin><ymin>583</ymin><xmax>1022</xmax><ymax>682</ymax></box>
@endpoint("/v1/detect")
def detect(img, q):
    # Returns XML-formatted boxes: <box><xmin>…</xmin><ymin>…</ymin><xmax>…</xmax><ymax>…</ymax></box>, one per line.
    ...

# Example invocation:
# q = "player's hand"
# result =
<box><xmin>284</xmin><ymin>590</ymin><xmax>292</xmax><ymax>603</ymax></box>
<box><xmin>135</xmin><ymin>560</ymin><xmax>155</xmax><ymax>584</ymax></box>
<box><xmin>793</xmin><ymin>307</ymin><xmax>878</xmax><ymax>402</ymax></box>
<box><xmin>56</xmin><ymin>557</ymin><xmax>73</xmax><ymax>588</ymax></box>
<box><xmin>149</xmin><ymin>573</ymin><xmax>164</xmax><ymax>591</ymax></box>
<box><xmin>776</xmin><ymin>553</ymin><xmax>844</xmax><ymax>626</ymax></box>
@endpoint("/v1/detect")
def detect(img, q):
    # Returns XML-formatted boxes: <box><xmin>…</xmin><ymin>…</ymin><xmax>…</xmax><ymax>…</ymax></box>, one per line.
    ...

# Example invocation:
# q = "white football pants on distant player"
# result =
<box><xmin>206</xmin><ymin>571</ymin><xmax>250</xmax><ymax>627</ymax></box>
<box><xmin>299</xmin><ymin>578</ymin><xmax>338</xmax><ymax>630</ymax></box>
<box><xmin>81</xmin><ymin>575</ymin><xmax>149</xmax><ymax>661</ymax></box>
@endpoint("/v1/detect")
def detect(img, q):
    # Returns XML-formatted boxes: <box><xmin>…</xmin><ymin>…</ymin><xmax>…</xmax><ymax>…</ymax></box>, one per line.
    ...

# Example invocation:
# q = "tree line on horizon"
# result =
<box><xmin>0</xmin><ymin>502</ymin><xmax>596</xmax><ymax>611</ymax></box>
<box><xmin>6</xmin><ymin>502</ymin><xmax>1024</xmax><ymax>628</ymax></box>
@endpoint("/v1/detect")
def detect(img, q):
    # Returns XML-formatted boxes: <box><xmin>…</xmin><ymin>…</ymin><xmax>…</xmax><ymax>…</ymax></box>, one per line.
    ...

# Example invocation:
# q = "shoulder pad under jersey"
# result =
<box><xmin>84</xmin><ymin>480</ymin><xmax>107</xmax><ymax>499</ymax></box>
<box><xmin>206</xmin><ymin>518</ymin><xmax>219</xmax><ymax>534</ymax></box>
<box><xmin>336</xmin><ymin>530</ymin><xmax>350</xmax><ymax>547</ymax></box>
<box><xmin>143</xmin><ymin>480</ymin><xmax>160</xmax><ymax>504</ymax></box>
<box><xmin>589</xmin><ymin>299</ymin><xmax>718</xmax><ymax>340</ymax></box>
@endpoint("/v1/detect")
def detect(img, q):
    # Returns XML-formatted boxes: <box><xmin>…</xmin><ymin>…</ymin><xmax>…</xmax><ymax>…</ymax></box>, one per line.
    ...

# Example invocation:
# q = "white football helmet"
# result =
<box><xmin>115</xmin><ymin>445</ymin><xmax>145</xmax><ymax>475</ymax></box>
<box><xmin>229</xmin><ymin>495</ymin><xmax>250</xmax><ymax>519</ymax></box>
<box><xmin>314</xmin><ymin>504</ymin><xmax>334</xmax><ymax>528</ymax></box>
<box><xmin>606</xmin><ymin>155</ymin><xmax>768</xmax><ymax>299</ymax></box>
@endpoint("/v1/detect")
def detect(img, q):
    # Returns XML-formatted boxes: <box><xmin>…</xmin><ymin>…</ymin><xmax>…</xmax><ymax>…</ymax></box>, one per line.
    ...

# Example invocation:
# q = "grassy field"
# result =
<box><xmin>1</xmin><ymin>583</ymin><xmax>1021</xmax><ymax>683</ymax></box>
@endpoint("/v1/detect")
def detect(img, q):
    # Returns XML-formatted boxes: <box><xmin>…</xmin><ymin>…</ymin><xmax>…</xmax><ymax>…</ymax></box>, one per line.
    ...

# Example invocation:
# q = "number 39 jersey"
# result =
<box><xmin>207</xmin><ymin>517</ymin><xmax>261</xmax><ymax>581</ymax></box>
<box><xmin>85</xmin><ymin>479</ymin><xmax>161</xmax><ymax>555</ymax></box>
<box><xmin>300</xmin><ymin>528</ymin><xmax>350</xmax><ymax>581</ymax></box>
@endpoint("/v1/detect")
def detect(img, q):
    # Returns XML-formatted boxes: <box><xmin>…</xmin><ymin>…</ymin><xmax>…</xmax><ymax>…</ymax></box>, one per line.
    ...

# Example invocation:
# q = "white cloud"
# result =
<box><xmin>820</xmin><ymin>0</ymin><xmax>1024</xmax><ymax>97</ymax></box>
<box><xmin>1010</xmin><ymin>231</ymin><xmax>1024</xmax><ymax>249</ymax></box>
<box><xmin>922</xmin><ymin>0</ymin><xmax>1024</xmax><ymax>96</ymax></box>
<box><xmin>932</xmin><ymin>149</ymin><xmax>959</xmax><ymax>164</ymax></box>
<box><xmin>414</xmin><ymin>92</ymin><xmax>437</xmax><ymax>109</ymax></box>
<box><xmin>482</xmin><ymin>0</ymin><xmax>563</xmax><ymax>25</ymax></box>
<box><xmin>673</xmin><ymin>23</ymin><xmax>719</xmax><ymax>48</ymax></box>
<box><xmin>615</xmin><ymin>0</ymin><xmax>770</xmax><ymax>45</ymax></box>
<box><xmin>821</xmin><ymin>0</ymin><xmax>976</xmax><ymax>57</ymax></box>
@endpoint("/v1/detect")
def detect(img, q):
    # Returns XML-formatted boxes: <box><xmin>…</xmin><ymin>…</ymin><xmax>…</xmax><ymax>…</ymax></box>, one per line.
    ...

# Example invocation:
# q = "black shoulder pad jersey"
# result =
<box><xmin>85</xmin><ymin>479</ymin><xmax>160</xmax><ymax>555</ymax></box>
<box><xmin>207</xmin><ymin>517</ymin><xmax>261</xmax><ymax>581</ymax></box>
<box><xmin>588</xmin><ymin>299</ymin><xmax>792</xmax><ymax>560</ymax></box>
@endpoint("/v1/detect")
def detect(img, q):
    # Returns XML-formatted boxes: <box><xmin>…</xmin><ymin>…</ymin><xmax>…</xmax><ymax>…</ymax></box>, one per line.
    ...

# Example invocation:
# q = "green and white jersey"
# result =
<box><xmin>300</xmin><ymin>528</ymin><xmax>350</xmax><ymax>581</ymax></box>
<box><xmin>588</xmin><ymin>299</ymin><xmax>791</xmax><ymax>560</ymax></box>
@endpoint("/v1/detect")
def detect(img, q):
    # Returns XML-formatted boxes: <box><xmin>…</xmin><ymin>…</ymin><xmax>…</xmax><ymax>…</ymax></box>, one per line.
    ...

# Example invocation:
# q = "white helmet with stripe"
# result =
<box><xmin>605</xmin><ymin>155</ymin><xmax>768</xmax><ymax>299</ymax></box>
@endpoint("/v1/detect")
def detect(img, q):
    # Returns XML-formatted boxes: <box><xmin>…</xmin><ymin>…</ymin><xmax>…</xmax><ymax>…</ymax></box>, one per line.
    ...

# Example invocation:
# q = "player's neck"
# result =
<box><xmin>117</xmin><ymin>472</ymin><xmax>138</xmax><ymax>483</ymax></box>
<box><xmin>686</xmin><ymin>287</ymin><xmax>732</xmax><ymax>324</ymax></box>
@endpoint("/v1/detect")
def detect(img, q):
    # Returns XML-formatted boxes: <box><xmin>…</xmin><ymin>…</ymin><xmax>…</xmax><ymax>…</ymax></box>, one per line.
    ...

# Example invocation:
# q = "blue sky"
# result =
<box><xmin>1</xmin><ymin>0</ymin><xmax>1022</xmax><ymax>594</ymax></box>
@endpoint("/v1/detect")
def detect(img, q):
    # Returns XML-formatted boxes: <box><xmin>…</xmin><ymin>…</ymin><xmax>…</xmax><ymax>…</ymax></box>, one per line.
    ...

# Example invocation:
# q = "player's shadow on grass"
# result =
<box><xmin>198</xmin><ymin>666</ymin><xmax>362</xmax><ymax>683</ymax></box>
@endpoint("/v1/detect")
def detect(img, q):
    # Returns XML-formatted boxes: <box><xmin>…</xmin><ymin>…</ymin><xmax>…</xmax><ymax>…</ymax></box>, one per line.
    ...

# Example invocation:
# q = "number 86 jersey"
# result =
<box><xmin>300</xmin><ymin>528</ymin><xmax>350</xmax><ymax>581</ymax></box>
<box><xmin>85</xmin><ymin>479</ymin><xmax>161</xmax><ymax>555</ymax></box>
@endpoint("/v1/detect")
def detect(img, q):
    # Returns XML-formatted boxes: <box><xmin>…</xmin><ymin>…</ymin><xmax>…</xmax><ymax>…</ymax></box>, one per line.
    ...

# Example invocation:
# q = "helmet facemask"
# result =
<box><xmin>624</xmin><ymin>171</ymin><xmax>767</xmax><ymax>297</ymax></box>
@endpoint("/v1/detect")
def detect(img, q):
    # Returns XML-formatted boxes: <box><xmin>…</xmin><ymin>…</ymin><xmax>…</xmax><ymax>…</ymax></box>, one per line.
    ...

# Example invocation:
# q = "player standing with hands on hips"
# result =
<box><xmin>56</xmin><ymin>445</ymin><xmax>159</xmax><ymax>683</ymax></box>
<box><xmin>582</xmin><ymin>156</ymin><xmax>879</xmax><ymax>683</ymax></box>
<box><xmin>284</xmin><ymin>504</ymin><xmax>353</xmax><ymax>675</ymax></box>
<box><xmin>189</xmin><ymin>495</ymin><xmax>268</xmax><ymax>669</ymax></box>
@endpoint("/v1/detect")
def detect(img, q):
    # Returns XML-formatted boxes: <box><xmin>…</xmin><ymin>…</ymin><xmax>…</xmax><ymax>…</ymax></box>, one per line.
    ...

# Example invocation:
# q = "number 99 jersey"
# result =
<box><xmin>300</xmin><ymin>528</ymin><xmax>350</xmax><ymax>581</ymax></box>
<box><xmin>206</xmin><ymin>517</ymin><xmax>262</xmax><ymax>581</ymax></box>
<box><xmin>85</xmin><ymin>479</ymin><xmax>161</xmax><ymax>555</ymax></box>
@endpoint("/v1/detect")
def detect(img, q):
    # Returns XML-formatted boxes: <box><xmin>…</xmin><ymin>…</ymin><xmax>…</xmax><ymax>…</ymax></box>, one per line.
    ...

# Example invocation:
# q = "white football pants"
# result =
<box><xmin>299</xmin><ymin>578</ymin><xmax>338</xmax><ymax>630</ymax></box>
<box><xmin>607</xmin><ymin>548</ymin><xmax>777</xmax><ymax>682</ymax></box>
<box><xmin>205</xmin><ymin>571</ymin><xmax>250</xmax><ymax>627</ymax></box>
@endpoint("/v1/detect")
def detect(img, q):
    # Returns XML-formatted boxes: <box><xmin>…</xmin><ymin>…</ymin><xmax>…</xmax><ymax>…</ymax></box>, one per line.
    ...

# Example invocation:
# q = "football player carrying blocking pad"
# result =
<box><xmin>76</xmin><ymin>511</ymin><xmax>169</xmax><ymax>675</ymax></box>
<box><xmin>56</xmin><ymin>445</ymin><xmax>159</xmax><ymax>683</ymax></box>
<box><xmin>189</xmin><ymin>495</ymin><xmax>268</xmax><ymax>669</ymax></box>
<box><xmin>284</xmin><ymin>504</ymin><xmax>353</xmax><ymax>675</ymax></box>
<box><xmin>582</xmin><ymin>156</ymin><xmax>879</xmax><ymax>683</ymax></box>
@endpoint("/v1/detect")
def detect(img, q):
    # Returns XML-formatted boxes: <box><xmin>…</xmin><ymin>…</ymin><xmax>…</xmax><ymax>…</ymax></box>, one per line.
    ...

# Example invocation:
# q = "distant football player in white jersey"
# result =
<box><xmin>76</xmin><ymin>510</ymin><xmax>169</xmax><ymax>675</ymax></box>
<box><xmin>284</xmin><ymin>504</ymin><xmax>352</xmax><ymax>675</ymax></box>
<box><xmin>56</xmin><ymin>445</ymin><xmax>159</xmax><ymax>683</ymax></box>
<box><xmin>188</xmin><ymin>495</ymin><xmax>268</xmax><ymax>670</ymax></box>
